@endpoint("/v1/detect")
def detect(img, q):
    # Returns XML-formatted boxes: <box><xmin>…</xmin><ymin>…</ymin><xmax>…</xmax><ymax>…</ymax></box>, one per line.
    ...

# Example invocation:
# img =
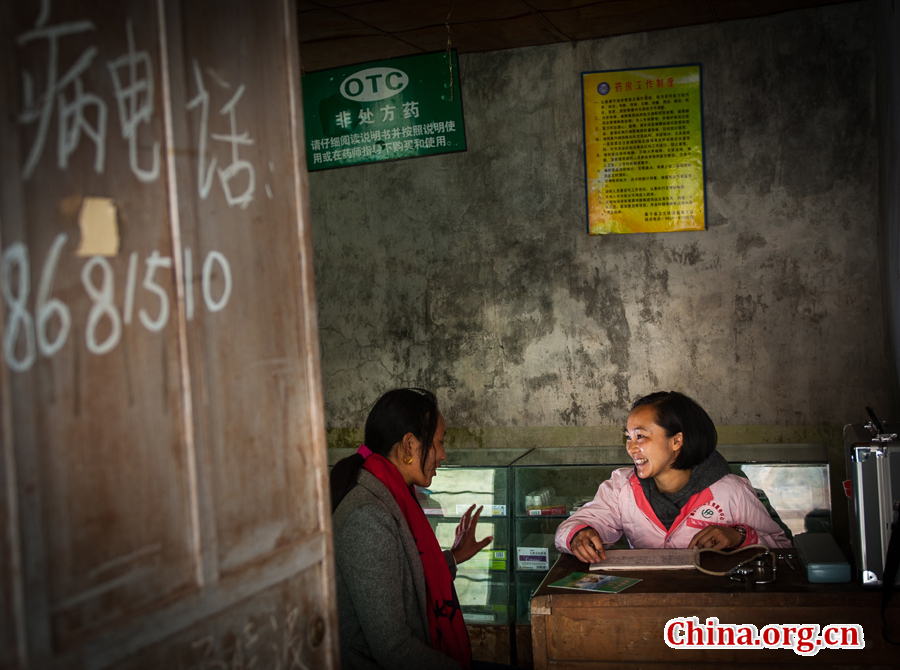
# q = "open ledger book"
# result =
<box><xmin>590</xmin><ymin>548</ymin><xmax>697</xmax><ymax>571</ymax></box>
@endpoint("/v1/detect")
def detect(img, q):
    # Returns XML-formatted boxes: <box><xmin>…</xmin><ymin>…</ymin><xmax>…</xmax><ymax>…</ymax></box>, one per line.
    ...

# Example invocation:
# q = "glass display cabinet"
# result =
<box><xmin>326</xmin><ymin>448</ymin><xmax>356</xmax><ymax>467</ymax></box>
<box><xmin>511</xmin><ymin>446</ymin><xmax>632</xmax><ymax>624</ymax></box>
<box><xmin>719</xmin><ymin>443</ymin><xmax>832</xmax><ymax>538</ymax></box>
<box><xmin>423</xmin><ymin>448</ymin><xmax>530</xmax><ymax>625</ymax></box>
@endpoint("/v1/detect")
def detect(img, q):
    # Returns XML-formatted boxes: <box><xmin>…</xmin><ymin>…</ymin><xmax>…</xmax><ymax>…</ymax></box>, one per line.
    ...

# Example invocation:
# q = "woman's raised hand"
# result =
<box><xmin>450</xmin><ymin>504</ymin><xmax>494</xmax><ymax>565</ymax></box>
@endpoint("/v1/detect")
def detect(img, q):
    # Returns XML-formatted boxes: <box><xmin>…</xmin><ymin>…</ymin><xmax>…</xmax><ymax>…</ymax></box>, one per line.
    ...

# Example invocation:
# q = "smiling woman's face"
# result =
<box><xmin>624</xmin><ymin>405</ymin><xmax>682</xmax><ymax>482</ymax></box>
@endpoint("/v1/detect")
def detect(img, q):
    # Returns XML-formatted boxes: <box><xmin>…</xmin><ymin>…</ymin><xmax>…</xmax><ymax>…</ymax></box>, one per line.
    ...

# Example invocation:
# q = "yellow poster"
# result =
<box><xmin>583</xmin><ymin>64</ymin><xmax>706</xmax><ymax>235</ymax></box>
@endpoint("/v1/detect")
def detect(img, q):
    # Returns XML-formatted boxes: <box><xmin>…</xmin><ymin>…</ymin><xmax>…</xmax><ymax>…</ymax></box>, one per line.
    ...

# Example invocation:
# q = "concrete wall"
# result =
<box><xmin>309</xmin><ymin>1</ymin><xmax>889</xmax><ymax>449</ymax></box>
<box><xmin>877</xmin><ymin>0</ymin><xmax>900</xmax><ymax>416</ymax></box>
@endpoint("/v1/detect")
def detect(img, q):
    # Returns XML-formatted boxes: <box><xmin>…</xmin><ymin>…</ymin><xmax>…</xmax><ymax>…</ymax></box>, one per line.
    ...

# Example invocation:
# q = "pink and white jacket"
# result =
<box><xmin>555</xmin><ymin>467</ymin><xmax>792</xmax><ymax>554</ymax></box>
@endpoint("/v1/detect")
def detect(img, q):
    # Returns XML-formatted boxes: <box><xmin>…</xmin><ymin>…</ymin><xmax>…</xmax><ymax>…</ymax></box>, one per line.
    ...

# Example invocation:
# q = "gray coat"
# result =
<box><xmin>333</xmin><ymin>469</ymin><xmax>463</xmax><ymax>670</ymax></box>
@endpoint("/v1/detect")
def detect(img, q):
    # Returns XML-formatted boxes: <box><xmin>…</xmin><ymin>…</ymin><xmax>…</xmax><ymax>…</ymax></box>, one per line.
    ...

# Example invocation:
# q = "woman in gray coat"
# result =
<box><xmin>330</xmin><ymin>388</ymin><xmax>492</xmax><ymax>670</ymax></box>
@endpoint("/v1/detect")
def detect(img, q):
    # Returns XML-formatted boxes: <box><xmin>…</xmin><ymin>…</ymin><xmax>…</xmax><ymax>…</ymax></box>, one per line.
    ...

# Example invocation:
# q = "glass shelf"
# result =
<box><xmin>326</xmin><ymin>448</ymin><xmax>357</xmax><ymax>467</ymax></box>
<box><xmin>512</xmin><ymin>447</ymin><xmax>631</xmax><ymax>519</ymax></box>
<box><xmin>424</xmin><ymin>448</ymin><xmax>529</xmax><ymax>626</ymax></box>
<box><xmin>455</xmin><ymin>571</ymin><xmax>511</xmax><ymax>624</ymax></box>
<box><xmin>514</xmin><ymin>571</ymin><xmax>545</xmax><ymax>625</ymax></box>
<box><xmin>430</xmin><ymin>517</ymin><xmax>510</xmax><ymax>572</ymax></box>
<box><xmin>511</xmin><ymin>446</ymin><xmax>630</xmax><ymax>624</ymax></box>
<box><xmin>419</xmin><ymin>467</ymin><xmax>510</xmax><ymax>517</ymax></box>
<box><xmin>724</xmin><ymin>443</ymin><xmax>832</xmax><ymax>538</ymax></box>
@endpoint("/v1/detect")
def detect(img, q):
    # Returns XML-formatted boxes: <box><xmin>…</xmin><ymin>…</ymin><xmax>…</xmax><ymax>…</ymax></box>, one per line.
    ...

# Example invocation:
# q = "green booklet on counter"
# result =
<box><xmin>549</xmin><ymin>572</ymin><xmax>641</xmax><ymax>593</ymax></box>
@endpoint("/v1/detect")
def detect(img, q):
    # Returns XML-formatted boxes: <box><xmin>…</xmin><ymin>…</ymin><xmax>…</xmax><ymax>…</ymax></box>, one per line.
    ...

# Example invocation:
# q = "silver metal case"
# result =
<box><xmin>845</xmin><ymin>423</ymin><xmax>900</xmax><ymax>586</ymax></box>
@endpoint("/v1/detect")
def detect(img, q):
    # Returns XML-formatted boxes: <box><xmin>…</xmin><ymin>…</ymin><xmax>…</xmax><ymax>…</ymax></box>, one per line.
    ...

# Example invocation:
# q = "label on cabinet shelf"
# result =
<box><xmin>423</xmin><ymin>504</ymin><xmax>507</xmax><ymax>517</ymax></box>
<box><xmin>461</xmin><ymin>549</ymin><xmax>508</xmax><ymax>571</ymax></box>
<box><xmin>517</xmin><ymin>547</ymin><xmax>549</xmax><ymax>571</ymax></box>
<box><xmin>455</xmin><ymin>504</ymin><xmax>506</xmax><ymax>516</ymax></box>
<box><xmin>527</xmin><ymin>504</ymin><xmax>567</xmax><ymax>516</ymax></box>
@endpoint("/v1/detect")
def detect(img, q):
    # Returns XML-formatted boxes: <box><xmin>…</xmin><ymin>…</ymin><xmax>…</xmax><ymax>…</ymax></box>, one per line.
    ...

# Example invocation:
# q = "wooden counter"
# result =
<box><xmin>530</xmin><ymin>552</ymin><xmax>899</xmax><ymax>669</ymax></box>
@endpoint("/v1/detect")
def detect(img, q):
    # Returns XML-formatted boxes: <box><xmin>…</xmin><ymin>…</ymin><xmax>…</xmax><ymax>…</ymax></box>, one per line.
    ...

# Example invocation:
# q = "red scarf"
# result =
<box><xmin>360</xmin><ymin>447</ymin><xmax>471</xmax><ymax>669</ymax></box>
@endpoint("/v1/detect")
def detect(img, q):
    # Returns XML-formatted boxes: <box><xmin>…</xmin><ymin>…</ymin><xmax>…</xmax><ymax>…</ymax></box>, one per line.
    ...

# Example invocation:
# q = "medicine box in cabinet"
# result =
<box><xmin>516</xmin><ymin>548</ymin><xmax>548</xmax><ymax>572</ymax></box>
<box><xmin>517</xmin><ymin>533</ymin><xmax>555</xmax><ymax>571</ymax></box>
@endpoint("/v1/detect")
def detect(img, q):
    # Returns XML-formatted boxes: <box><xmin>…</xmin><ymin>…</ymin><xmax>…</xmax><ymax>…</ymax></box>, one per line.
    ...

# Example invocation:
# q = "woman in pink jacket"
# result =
<box><xmin>555</xmin><ymin>391</ymin><xmax>791</xmax><ymax>564</ymax></box>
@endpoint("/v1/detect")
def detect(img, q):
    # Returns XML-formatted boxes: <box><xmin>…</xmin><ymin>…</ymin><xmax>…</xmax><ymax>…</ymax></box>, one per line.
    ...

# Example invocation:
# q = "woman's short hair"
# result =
<box><xmin>330</xmin><ymin>388</ymin><xmax>439</xmax><ymax>511</ymax></box>
<box><xmin>631</xmin><ymin>391</ymin><xmax>717</xmax><ymax>470</ymax></box>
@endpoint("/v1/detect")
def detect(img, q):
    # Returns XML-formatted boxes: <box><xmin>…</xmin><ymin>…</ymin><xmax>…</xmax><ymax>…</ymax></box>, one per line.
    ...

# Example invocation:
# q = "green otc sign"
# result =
<box><xmin>302</xmin><ymin>50</ymin><xmax>466</xmax><ymax>171</ymax></box>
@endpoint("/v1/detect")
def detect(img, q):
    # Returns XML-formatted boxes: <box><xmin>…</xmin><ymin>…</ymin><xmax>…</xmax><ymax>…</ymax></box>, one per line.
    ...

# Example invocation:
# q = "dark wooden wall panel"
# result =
<box><xmin>109</xmin><ymin>560</ymin><xmax>332</xmax><ymax>670</ymax></box>
<box><xmin>0</xmin><ymin>2</ymin><xmax>27</xmax><ymax>663</ymax></box>
<box><xmin>3</xmin><ymin>0</ymin><xmax>197</xmax><ymax>651</ymax></box>
<box><xmin>169</xmin><ymin>0</ymin><xmax>321</xmax><ymax>575</ymax></box>
<box><xmin>0</xmin><ymin>387</ymin><xmax>20</xmax><ymax>668</ymax></box>
<box><xmin>0</xmin><ymin>1</ymin><xmax>336</xmax><ymax>668</ymax></box>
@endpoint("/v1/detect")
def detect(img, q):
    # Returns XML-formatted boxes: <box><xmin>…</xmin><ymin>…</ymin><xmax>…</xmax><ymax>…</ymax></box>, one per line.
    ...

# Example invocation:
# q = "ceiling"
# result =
<box><xmin>297</xmin><ymin>0</ymin><xmax>852</xmax><ymax>72</ymax></box>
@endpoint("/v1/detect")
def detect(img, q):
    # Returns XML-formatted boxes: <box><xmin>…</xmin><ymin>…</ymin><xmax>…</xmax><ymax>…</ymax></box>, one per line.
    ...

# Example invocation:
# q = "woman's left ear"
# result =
<box><xmin>401</xmin><ymin>432</ymin><xmax>418</xmax><ymax>464</ymax></box>
<box><xmin>671</xmin><ymin>432</ymin><xmax>684</xmax><ymax>452</ymax></box>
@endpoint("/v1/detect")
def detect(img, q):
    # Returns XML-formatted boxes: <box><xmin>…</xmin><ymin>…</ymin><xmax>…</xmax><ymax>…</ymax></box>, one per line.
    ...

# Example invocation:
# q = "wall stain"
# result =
<box><xmin>664</xmin><ymin>242</ymin><xmax>703</xmax><ymax>266</ymax></box>
<box><xmin>525</xmin><ymin>372</ymin><xmax>561</xmax><ymax>394</ymax></box>
<box><xmin>736</xmin><ymin>232</ymin><xmax>767</xmax><ymax>259</ymax></box>
<box><xmin>773</xmin><ymin>258</ymin><xmax>806</xmax><ymax>301</ymax></box>
<box><xmin>639</xmin><ymin>295</ymin><xmax>663</xmax><ymax>326</ymax></box>
<box><xmin>571</xmin><ymin>267</ymin><xmax>631</xmax><ymax>369</ymax></box>
<box><xmin>641</xmin><ymin>249</ymin><xmax>670</xmax><ymax>294</ymax></box>
<box><xmin>558</xmin><ymin>394</ymin><xmax>584</xmax><ymax>425</ymax></box>
<box><xmin>564</xmin><ymin>267</ymin><xmax>634</xmax><ymax>416</ymax></box>
<box><xmin>734</xmin><ymin>293</ymin><xmax>768</xmax><ymax>324</ymax></box>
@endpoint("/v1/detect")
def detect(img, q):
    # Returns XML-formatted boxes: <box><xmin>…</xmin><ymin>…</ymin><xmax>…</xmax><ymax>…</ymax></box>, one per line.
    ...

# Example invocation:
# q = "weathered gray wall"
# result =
<box><xmin>877</xmin><ymin>0</ymin><xmax>900</xmax><ymax>417</ymax></box>
<box><xmin>309</xmin><ymin>1</ymin><xmax>889</xmax><ymax>443</ymax></box>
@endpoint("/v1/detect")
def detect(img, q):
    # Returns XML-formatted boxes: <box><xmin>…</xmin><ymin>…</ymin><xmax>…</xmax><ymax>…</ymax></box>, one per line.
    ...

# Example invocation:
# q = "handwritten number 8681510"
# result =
<box><xmin>2</xmin><ymin>232</ymin><xmax>232</xmax><ymax>372</ymax></box>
